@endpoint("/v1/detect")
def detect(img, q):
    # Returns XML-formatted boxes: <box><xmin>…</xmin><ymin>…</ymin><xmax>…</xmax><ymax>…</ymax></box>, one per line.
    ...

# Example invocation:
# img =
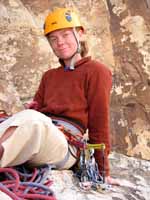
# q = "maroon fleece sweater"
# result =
<box><xmin>34</xmin><ymin>56</ymin><xmax>112</xmax><ymax>176</ymax></box>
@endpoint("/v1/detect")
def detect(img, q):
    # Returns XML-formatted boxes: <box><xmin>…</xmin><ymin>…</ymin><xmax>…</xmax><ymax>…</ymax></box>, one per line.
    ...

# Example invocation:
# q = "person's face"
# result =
<box><xmin>47</xmin><ymin>28</ymin><xmax>81</xmax><ymax>60</ymax></box>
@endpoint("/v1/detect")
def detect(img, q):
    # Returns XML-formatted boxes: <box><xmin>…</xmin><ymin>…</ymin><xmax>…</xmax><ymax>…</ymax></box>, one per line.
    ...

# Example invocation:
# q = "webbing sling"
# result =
<box><xmin>54</xmin><ymin>146</ymin><xmax>70</xmax><ymax>169</ymax></box>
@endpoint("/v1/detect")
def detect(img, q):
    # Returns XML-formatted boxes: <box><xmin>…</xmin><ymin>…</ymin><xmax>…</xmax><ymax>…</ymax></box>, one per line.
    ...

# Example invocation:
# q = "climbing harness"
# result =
<box><xmin>51</xmin><ymin>117</ymin><xmax>85</xmax><ymax>149</ymax></box>
<box><xmin>50</xmin><ymin>117</ymin><xmax>110</xmax><ymax>191</ymax></box>
<box><xmin>0</xmin><ymin>164</ymin><xmax>56</xmax><ymax>200</ymax></box>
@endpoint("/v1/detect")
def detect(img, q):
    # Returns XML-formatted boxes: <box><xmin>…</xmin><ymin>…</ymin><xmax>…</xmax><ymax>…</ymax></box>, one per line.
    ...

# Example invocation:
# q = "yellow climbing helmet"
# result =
<box><xmin>44</xmin><ymin>8</ymin><xmax>83</xmax><ymax>35</ymax></box>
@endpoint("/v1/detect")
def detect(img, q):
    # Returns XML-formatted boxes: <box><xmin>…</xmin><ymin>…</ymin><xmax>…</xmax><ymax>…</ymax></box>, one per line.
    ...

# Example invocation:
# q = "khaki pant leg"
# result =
<box><xmin>0</xmin><ymin>109</ymin><xmax>77</xmax><ymax>168</ymax></box>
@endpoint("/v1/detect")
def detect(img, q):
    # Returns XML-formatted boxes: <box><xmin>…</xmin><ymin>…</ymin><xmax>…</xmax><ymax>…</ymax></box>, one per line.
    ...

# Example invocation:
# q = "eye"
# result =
<box><xmin>49</xmin><ymin>37</ymin><xmax>57</xmax><ymax>44</ymax></box>
<box><xmin>63</xmin><ymin>33</ymin><xmax>69</xmax><ymax>37</ymax></box>
<box><xmin>63</xmin><ymin>31</ymin><xmax>71</xmax><ymax>38</ymax></box>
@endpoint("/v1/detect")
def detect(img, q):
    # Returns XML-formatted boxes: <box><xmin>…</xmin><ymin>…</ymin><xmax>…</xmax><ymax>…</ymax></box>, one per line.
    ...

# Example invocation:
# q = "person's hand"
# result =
<box><xmin>105</xmin><ymin>176</ymin><xmax>120</xmax><ymax>186</ymax></box>
<box><xmin>24</xmin><ymin>101</ymin><xmax>39</xmax><ymax>110</ymax></box>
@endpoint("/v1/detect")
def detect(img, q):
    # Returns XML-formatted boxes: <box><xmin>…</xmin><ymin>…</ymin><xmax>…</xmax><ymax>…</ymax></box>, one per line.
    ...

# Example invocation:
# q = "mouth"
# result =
<box><xmin>57</xmin><ymin>48</ymin><xmax>70</xmax><ymax>55</ymax></box>
<box><xmin>58</xmin><ymin>48</ymin><xmax>68</xmax><ymax>51</ymax></box>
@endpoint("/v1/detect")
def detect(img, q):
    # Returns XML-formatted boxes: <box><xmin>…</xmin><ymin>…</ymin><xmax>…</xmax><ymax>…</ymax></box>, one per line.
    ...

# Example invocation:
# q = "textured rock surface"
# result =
<box><xmin>0</xmin><ymin>0</ymin><xmax>150</xmax><ymax>159</ymax></box>
<box><xmin>107</xmin><ymin>0</ymin><xmax>150</xmax><ymax>160</ymax></box>
<box><xmin>50</xmin><ymin>153</ymin><xmax>150</xmax><ymax>200</ymax></box>
<box><xmin>0</xmin><ymin>152</ymin><xmax>149</xmax><ymax>200</ymax></box>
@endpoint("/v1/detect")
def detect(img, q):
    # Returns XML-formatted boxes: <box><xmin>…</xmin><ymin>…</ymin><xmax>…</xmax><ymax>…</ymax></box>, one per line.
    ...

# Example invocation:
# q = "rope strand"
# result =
<box><xmin>0</xmin><ymin>165</ymin><xmax>56</xmax><ymax>200</ymax></box>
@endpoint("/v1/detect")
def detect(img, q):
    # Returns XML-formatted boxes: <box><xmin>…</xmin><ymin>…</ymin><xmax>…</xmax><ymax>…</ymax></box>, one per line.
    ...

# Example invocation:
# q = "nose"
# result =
<box><xmin>57</xmin><ymin>36</ymin><xmax>65</xmax><ymax>46</ymax></box>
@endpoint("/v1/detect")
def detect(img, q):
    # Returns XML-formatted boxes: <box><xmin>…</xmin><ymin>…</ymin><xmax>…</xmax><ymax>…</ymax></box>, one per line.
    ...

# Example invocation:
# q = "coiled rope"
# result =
<box><xmin>0</xmin><ymin>164</ymin><xmax>56</xmax><ymax>200</ymax></box>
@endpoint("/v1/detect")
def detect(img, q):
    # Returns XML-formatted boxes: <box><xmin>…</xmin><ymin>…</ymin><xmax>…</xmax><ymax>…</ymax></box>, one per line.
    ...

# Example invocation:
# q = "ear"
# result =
<box><xmin>78</xmin><ymin>28</ymin><xmax>84</xmax><ymax>35</ymax></box>
<box><xmin>78</xmin><ymin>29</ymin><xmax>84</xmax><ymax>41</ymax></box>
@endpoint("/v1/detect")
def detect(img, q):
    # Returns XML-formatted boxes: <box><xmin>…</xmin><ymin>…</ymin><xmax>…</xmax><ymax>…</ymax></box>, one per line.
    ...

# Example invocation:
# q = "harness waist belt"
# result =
<box><xmin>44</xmin><ymin>112</ymin><xmax>86</xmax><ymax>132</ymax></box>
<box><xmin>51</xmin><ymin>118</ymin><xmax>84</xmax><ymax>136</ymax></box>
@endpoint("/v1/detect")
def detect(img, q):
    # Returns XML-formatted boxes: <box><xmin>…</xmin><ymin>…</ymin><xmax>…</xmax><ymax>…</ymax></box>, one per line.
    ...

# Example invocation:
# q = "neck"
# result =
<box><xmin>63</xmin><ymin>53</ymin><xmax>82</xmax><ymax>67</ymax></box>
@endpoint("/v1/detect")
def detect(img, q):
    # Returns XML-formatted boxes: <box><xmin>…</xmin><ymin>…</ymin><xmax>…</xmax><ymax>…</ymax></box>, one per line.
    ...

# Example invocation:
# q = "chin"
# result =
<box><xmin>59</xmin><ymin>55</ymin><xmax>72</xmax><ymax>60</ymax></box>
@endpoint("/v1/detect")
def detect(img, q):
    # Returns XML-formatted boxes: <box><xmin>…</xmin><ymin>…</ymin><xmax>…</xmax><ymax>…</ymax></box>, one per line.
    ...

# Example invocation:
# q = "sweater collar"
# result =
<box><xmin>61</xmin><ymin>56</ymin><xmax>91</xmax><ymax>71</ymax></box>
<box><xmin>75</xmin><ymin>56</ymin><xmax>91</xmax><ymax>68</ymax></box>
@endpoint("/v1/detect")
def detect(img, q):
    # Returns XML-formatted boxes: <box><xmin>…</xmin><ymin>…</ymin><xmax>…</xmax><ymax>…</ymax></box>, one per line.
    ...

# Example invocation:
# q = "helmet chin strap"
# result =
<box><xmin>67</xmin><ymin>27</ymin><xmax>81</xmax><ymax>70</ymax></box>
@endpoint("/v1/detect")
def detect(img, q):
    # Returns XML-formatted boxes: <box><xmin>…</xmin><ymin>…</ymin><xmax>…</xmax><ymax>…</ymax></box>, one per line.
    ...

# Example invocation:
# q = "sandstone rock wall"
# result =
<box><xmin>107</xmin><ymin>0</ymin><xmax>150</xmax><ymax>160</ymax></box>
<box><xmin>0</xmin><ymin>0</ymin><xmax>149</xmax><ymax>160</ymax></box>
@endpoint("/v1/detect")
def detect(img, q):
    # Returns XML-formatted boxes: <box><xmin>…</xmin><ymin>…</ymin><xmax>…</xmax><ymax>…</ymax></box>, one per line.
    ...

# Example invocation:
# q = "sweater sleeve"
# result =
<box><xmin>87</xmin><ymin>63</ymin><xmax>112</xmax><ymax>176</ymax></box>
<box><xmin>33</xmin><ymin>74</ymin><xmax>46</xmax><ymax>110</ymax></box>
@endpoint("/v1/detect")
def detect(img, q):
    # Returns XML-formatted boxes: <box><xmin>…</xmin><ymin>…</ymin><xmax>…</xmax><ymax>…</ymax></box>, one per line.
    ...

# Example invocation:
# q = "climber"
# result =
<box><xmin>0</xmin><ymin>7</ymin><xmax>119</xmax><ymax>185</ymax></box>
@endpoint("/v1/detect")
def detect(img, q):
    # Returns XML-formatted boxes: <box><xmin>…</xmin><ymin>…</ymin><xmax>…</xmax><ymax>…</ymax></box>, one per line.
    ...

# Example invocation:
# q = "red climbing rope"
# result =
<box><xmin>0</xmin><ymin>165</ymin><xmax>56</xmax><ymax>200</ymax></box>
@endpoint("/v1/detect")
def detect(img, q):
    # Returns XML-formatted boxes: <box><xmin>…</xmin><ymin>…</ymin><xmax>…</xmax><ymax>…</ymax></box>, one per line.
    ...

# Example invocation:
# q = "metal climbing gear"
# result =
<box><xmin>76</xmin><ymin>140</ymin><xmax>109</xmax><ymax>191</ymax></box>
